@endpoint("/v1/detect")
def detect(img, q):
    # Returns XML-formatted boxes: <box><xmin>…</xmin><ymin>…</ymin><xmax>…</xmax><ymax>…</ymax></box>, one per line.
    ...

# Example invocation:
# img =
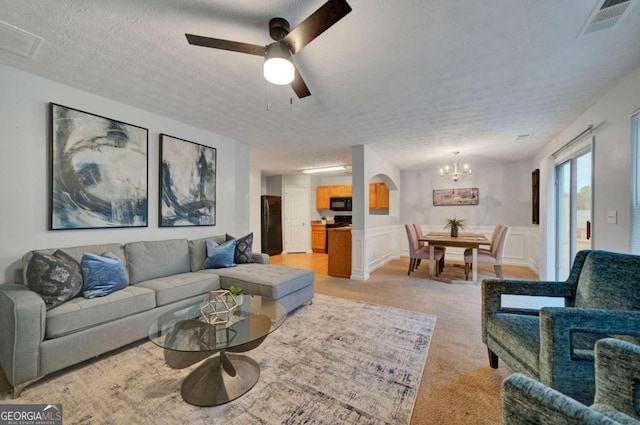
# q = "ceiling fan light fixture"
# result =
<box><xmin>264</xmin><ymin>43</ymin><xmax>294</xmax><ymax>85</ymax></box>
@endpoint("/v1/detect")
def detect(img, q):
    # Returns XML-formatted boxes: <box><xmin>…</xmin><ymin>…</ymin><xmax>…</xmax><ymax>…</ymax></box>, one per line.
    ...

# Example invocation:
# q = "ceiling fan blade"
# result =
<box><xmin>291</xmin><ymin>67</ymin><xmax>311</xmax><ymax>98</ymax></box>
<box><xmin>280</xmin><ymin>0</ymin><xmax>352</xmax><ymax>54</ymax></box>
<box><xmin>185</xmin><ymin>34</ymin><xmax>265</xmax><ymax>56</ymax></box>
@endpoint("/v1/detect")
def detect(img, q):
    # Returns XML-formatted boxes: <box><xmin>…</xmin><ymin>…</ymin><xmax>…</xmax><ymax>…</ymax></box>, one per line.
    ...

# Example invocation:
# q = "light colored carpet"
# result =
<box><xmin>0</xmin><ymin>294</ymin><xmax>436</xmax><ymax>425</ymax></box>
<box><xmin>312</xmin><ymin>259</ymin><xmax>519</xmax><ymax>424</ymax></box>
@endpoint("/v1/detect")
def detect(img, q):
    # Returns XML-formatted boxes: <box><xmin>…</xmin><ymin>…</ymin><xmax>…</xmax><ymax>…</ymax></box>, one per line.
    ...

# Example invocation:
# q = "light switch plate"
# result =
<box><xmin>607</xmin><ymin>210</ymin><xmax>617</xmax><ymax>224</ymax></box>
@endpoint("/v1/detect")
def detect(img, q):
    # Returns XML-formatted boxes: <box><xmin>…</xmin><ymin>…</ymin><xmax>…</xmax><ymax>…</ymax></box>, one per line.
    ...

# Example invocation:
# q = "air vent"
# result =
<box><xmin>578</xmin><ymin>0</ymin><xmax>635</xmax><ymax>36</ymax></box>
<box><xmin>0</xmin><ymin>20</ymin><xmax>42</xmax><ymax>58</ymax></box>
<box><xmin>516</xmin><ymin>134</ymin><xmax>533</xmax><ymax>141</ymax></box>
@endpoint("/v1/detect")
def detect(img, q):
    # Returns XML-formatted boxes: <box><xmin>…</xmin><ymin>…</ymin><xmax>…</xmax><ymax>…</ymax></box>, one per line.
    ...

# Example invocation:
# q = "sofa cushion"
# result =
<box><xmin>135</xmin><ymin>272</ymin><xmax>221</xmax><ymax>306</ymax></box>
<box><xmin>125</xmin><ymin>239</ymin><xmax>191</xmax><ymax>284</ymax></box>
<box><xmin>199</xmin><ymin>264</ymin><xmax>313</xmax><ymax>299</ymax></box>
<box><xmin>25</xmin><ymin>250</ymin><xmax>83</xmax><ymax>310</ymax></box>
<box><xmin>575</xmin><ymin>251</ymin><xmax>640</xmax><ymax>311</ymax></box>
<box><xmin>81</xmin><ymin>252</ymin><xmax>128</xmax><ymax>298</ymax></box>
<box><xmin>188</xmin><ymin>235</ymin><xmax>226</xmax><ymax>271</ymax></box>
<box><xmin>45</xmin><ymin>286</ymin><xmax>156</xmax><ymax>339</ymax></box>
<box><xmin>203</xmin><ymin>239</ymin><xmax>237</xmax><ymax>269</ymax></box>
<box><xmin>23</xmin><ymin>243</ymin><xmax>129</xmax><ymax>285</ymax></box>
<box><xmin>226</xmin><ymin>233</ymin><xmax>255</xmax><ymax>264</ymax></box>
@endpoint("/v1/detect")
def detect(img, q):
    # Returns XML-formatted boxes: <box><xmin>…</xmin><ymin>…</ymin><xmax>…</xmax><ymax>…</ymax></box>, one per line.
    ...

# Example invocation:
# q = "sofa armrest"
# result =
<box><xmin>594</xmin><ymin>338</ymin><xmax>640</xmax><ymax>419</ymax></box>
<box><xmin>0</xmin><ymin>284</ymin><xmax>46</xmax><ymax>388</ymax></box>
<box><xmin>251</xmin><ymin>253</ymin><xmax>270</xmax><ymax>264</ymax></box>
<box><xmin>502</xmin><ymin>373</ymin><xmax>618</xmax><ymax>425</ymax></box>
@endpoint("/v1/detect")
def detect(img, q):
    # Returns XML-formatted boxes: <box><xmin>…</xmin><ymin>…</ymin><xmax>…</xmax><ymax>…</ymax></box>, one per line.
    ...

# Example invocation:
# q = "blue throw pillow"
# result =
<box><xmin>203</xmin><ymin>239</ymin><xmax>237</xmax><ymax>269</ymax></box>
<box><xmin>81</xmin><ymin>252</ymin><xmax>127</xmax><ymax>299</ymax></box>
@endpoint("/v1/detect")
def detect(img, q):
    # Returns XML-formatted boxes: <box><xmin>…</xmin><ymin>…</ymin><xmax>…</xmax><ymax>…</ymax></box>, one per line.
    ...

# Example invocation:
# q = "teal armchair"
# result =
<box><xmin>502</xmin><ymin>338</ymin><xmax>640</xmax><ymax>424</ymax></box>
<box><xmin>483</xmin><ymin>250</ymin><xmax>640</xmax><ymax>404</ymax></box>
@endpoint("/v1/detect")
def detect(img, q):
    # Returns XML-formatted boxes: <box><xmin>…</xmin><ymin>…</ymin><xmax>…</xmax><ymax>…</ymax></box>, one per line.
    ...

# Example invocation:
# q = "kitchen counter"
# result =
<box><xmin>311</xmin><ymin>220</ymin><xmax>334</xmax><ymax>225</ymax></box>
<box><xmin>327</xmin><ymin>227</ymin><xmax>352</xmax><ymax>278</ymax></box>
<box><xmin>327</xmin><ymin>226</ymin><xmax>352</xmax><ymax>231</ymax></box>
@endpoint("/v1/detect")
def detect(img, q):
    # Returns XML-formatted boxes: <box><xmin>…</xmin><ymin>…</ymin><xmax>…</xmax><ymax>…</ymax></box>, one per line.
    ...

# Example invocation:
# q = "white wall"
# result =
<box><xmin>533</xmin><ymin>64</ymin><xmax>640</xmax><ymax>278</ymax></box>
<box><xmin>249</xmin><ymin>167</ymin><xmax>262</xmax><ymax>251</ymax></box>
<box><xmin>351</xmin><ymin>145</ymin><xmax>402</xmax><ymax>280</ymax></box>
<box><xmin>0</xmin><ymin>64</ymin><xmax>250</xmax><ymax>284</ymax></box>
<box><xmin>400</xmin><ymin>160</ymin><xmax>531</xmax><ymax>227</ymax></box>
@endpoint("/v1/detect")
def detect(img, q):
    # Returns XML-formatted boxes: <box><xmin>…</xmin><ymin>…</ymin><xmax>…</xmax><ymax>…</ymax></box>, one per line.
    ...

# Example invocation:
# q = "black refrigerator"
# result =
<box><xmin>261</xmin><ymin>195</ymin><xmax>283</xmax><ymax>256</ymax></box>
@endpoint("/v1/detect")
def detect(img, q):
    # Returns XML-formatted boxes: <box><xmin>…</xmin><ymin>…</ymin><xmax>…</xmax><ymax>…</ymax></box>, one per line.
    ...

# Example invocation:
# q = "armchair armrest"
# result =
<box><xmin>502</xmin><ymin>373</ymin><xmax>618</xmax><ymax>425</ymax></box>
<box><xmin>0</xmin><ymin>284</ymin><xmax>46</xmax><ymax>389</ymax></box>
<box><xmin>538</xmin><ymin>308</ymin><xmax>640</xmax><ymax>398</ymax></box>
<box><xmin>482</xmin><ymin>279</ymin><xmax>574</xmax><ymax>327</ymax></box>
<box><xmin>594</xmin><ymin>338</ymin><xmax>640</xmax><ymax>419</ymax></box>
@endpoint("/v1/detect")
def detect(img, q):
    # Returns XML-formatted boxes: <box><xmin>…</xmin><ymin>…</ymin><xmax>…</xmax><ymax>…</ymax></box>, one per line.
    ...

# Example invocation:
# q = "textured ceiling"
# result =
<box><xmin>1</xmin><ymin>0</ymin><xmax>640</xmax><ymax>175</ymax></box>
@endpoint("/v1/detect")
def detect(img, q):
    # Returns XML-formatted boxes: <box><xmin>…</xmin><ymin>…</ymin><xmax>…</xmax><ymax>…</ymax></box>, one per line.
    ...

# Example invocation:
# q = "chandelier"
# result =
<box><xmin>439</xmin><ymin>151</ymin><xmax>472</xmax><ymax>182</ymax></box>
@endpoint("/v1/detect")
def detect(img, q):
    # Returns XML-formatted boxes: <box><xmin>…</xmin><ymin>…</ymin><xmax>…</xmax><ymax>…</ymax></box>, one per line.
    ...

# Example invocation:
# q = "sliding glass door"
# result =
<box><xmin>556</xmin><ymin>149</ymin><xmax>592</xmax><ymax>280</ymax></box>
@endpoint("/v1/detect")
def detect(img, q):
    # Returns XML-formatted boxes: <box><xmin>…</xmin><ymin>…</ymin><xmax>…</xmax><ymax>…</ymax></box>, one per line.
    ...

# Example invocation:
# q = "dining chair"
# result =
<box><xmin>413</xmin><ymin>224</ymin><xmax>445</xmax><ymax>273</ymax></box>
<box><xmin>464</xmin><ymin>225</ymin><xmax>509</xmax><ymax>280</ymax></box>
<box><xmin>405</xmin><ymin>224</ymin><xmax>443</xmax><ymax>276</ymax></box>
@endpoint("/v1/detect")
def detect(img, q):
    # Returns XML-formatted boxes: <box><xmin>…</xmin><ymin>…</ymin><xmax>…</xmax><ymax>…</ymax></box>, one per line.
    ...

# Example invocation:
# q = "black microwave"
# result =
<box><xmin>330</xmin><ymin>197</ymin><xmax>352</xmax><ymax>211</ymax></box>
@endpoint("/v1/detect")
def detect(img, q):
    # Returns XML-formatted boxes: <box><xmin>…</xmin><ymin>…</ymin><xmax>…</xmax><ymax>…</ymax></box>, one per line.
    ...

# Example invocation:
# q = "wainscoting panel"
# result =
<box><xmin>351</xmin><ymin>229</ymin><xmax>366</xmax><ymax>280</ymax></box>
<box><xmin>352</xmin><ymin>225</ymin><xmax>538</xmax><ymax>280</ymax></box>
<box><xmin>402</xmin><ymin>225</ymin><xmax>535</xmax><ymax>267</ymax></box>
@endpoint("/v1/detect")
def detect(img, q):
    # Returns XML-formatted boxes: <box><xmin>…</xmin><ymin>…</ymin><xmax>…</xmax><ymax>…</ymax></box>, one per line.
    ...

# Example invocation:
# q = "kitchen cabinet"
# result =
<box><xmin>316</xmin><ymin>184</ymin><xmax>351</xmax><ymax>209</ymax></box>
<box><xmin>329</xmin><ymin>185</ymin><xmax>352</xmax><ymax>197</ymax></box>
<box><xmin>316</xmin><ymin>186</ymin><xmax>331</xmax><ymax>210</ymax></box>
<box><xmin>328</xmin><ymin>228</ymin><xmax>351</xmax><ymax>278</ymax></box>
<box><xmin>369</xmin><ymin>182</ymin><xmax>389</xmax><ymax>210</ymax></box>
<box><xmin>311</xmin><ymin>224</ymin><xmax>326</xmax><ymax>253</ymax></box>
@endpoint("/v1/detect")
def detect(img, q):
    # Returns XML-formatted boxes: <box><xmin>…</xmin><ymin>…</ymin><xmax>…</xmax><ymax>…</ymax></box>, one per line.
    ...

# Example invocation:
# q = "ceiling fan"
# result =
<box><xmin>185</xmin><ymin>0</ymin><xmax>352</xmax><ymax>98</ymax></box>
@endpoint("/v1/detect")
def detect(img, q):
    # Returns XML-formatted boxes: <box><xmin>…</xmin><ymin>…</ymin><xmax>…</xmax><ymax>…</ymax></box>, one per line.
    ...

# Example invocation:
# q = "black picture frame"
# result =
<box><xmin>50</xmin><ymin>103</ymin><xmax>148</xmax><ymax>230</ymax></box>
<box><xmin>159</xmin><ymin>134</ymin><xmax>217</xmax><ymax>227</ymax></box>
<box><xmin>532</xmin><ymin>169</ymin><xmax>540</xmax><ymax>225</ymax></box>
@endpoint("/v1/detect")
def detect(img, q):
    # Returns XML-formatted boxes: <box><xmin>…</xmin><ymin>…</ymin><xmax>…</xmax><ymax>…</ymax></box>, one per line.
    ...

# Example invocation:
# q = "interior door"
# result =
<box><xmin>555</xmin><ymin>149</ymin><xmax>592</xmax><ymax>280</ymax></box>
<box><xmin>284</xmin><ymin>185</ymin><xmax>309</xmax><ymax>253</ymax></box>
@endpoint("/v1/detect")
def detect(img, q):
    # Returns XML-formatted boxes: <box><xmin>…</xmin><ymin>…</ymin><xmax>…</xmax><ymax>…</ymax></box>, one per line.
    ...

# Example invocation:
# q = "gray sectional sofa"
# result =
<box><xmin>0</xmin><ymin>236</ymin><xmax>314</xmax><ymax>397</ymax></box>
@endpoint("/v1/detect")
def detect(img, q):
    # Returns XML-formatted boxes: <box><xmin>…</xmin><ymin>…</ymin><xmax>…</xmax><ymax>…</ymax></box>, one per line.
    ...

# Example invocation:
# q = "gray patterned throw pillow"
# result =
<box><xmin>25</xmin><ymin>250</ymin><xmax>83</xmax><ymax>310</ymax></box>
<box><xmin>226</xmin><ymin>233</ymin><xmax>255</xmax><ymax>264</ymax></box>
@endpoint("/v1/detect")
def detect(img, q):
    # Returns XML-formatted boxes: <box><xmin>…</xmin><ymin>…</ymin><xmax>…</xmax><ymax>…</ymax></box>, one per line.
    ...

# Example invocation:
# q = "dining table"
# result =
<box><xmin>418</xmin><ymin>232</ymin><xmax>490</xmax><ymax>282</ymax></box>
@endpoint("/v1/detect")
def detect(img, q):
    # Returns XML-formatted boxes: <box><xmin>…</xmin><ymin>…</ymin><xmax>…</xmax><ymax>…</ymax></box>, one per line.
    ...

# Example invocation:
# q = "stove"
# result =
<box><xmin>326</xmin><ymin>215</ymin><xmax>352</xmax><ymax>228</ymax></box>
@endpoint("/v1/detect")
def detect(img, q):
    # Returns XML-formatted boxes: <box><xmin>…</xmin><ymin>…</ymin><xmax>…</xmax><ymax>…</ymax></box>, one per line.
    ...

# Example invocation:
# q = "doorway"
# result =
<box><xmin>555</xmin><ymin>149</ymin><xmax>592</xmax><ymax>280</ymax></box>
<box><xmin>283</xmin><ymin>185</ymin><xmax>310</xmax><ymax>253</ymax></box>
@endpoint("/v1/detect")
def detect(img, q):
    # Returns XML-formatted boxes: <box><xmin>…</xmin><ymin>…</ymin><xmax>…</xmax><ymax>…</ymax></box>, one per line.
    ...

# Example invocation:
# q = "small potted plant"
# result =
<box><xmin>321</xmin><ymin>216</ymin><xmax>327</xmax><ymax>224</ymax></box>
<box><xmin>229</xmin><ymin>285</ymin><xmax>244</xmax><ymax>306</ymax></box>
<box><xmin>444</xmin><ymin>217</ymin><xmax>466</xmax><ymax>237</ymax></box>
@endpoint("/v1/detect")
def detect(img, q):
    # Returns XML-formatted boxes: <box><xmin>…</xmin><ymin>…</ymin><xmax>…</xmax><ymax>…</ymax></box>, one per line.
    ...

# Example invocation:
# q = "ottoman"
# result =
<box><xmin>198</xmin><ymin>264</ymin><xmax>314</xmax><ymax>313</ymax></box>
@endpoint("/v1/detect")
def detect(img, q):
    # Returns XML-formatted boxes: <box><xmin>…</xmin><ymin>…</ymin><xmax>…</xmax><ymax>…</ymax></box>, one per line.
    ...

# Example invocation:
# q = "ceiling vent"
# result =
<box><xmin>578</xmin><ymin>0</ymin><xmax>635</xmax><ymax>36</ymax></box>
<box><xmin>0</xmin><ymin>21</ymin><xmax>42</xmax><ymax>58</ymax></box>
<box><xmin>515</xmin><ymin>134</ymin><xmax>533</xmax><ymax>141</ymax></box>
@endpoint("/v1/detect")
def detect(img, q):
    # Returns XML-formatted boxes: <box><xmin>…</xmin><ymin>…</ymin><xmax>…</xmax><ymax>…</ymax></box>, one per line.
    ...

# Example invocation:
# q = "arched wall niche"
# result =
<box><xmin>368</xmin><ymin>173</ymin><xmax>397</xmax><ymax>216</ymax></box>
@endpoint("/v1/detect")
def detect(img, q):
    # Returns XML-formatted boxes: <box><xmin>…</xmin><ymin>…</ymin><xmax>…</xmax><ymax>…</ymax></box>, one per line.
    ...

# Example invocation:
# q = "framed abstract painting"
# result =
<box><xmin>433</xmin><ymin>188</ymin><xmax>479</xmax><ymax>206</ymax></box>
<box><xmin>50</xmin><ymin>103</ymin><xmax>148</xmax><ymax>230</ymax></box>
<box><xmin>159</xmin><ymin>134</ymin><xmax>216</xmax><ymax>227</ymax></box>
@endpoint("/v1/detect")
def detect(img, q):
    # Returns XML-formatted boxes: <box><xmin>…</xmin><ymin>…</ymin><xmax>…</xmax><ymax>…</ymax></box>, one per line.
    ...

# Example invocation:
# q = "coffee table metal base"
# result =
<box><xmin>180</xmin><ymin>351</ymin><xmax>260</xmax><ymax>406</ymax></box>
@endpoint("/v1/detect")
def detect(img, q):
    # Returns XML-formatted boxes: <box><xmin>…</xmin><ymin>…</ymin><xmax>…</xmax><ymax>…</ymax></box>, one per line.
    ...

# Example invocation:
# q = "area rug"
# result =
<box><xmin>1</xmin><ymin>294</ymin><xmax>436</xmax><ymax>425</ymax></box>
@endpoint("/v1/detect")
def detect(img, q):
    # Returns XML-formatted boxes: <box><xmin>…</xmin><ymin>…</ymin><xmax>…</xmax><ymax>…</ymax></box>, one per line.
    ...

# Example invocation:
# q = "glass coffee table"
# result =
<box><xmin>149</xmin><ymin>295</ymin><xmax>287</xmax><ymax>406</ymax></box>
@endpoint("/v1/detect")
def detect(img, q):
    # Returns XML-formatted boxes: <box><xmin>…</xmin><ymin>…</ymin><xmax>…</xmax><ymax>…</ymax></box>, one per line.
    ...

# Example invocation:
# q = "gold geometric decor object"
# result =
<box><xmin>199</xmin><ymin>290</ymin><xmax>239</xmax><ymax>326</ymax></box>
